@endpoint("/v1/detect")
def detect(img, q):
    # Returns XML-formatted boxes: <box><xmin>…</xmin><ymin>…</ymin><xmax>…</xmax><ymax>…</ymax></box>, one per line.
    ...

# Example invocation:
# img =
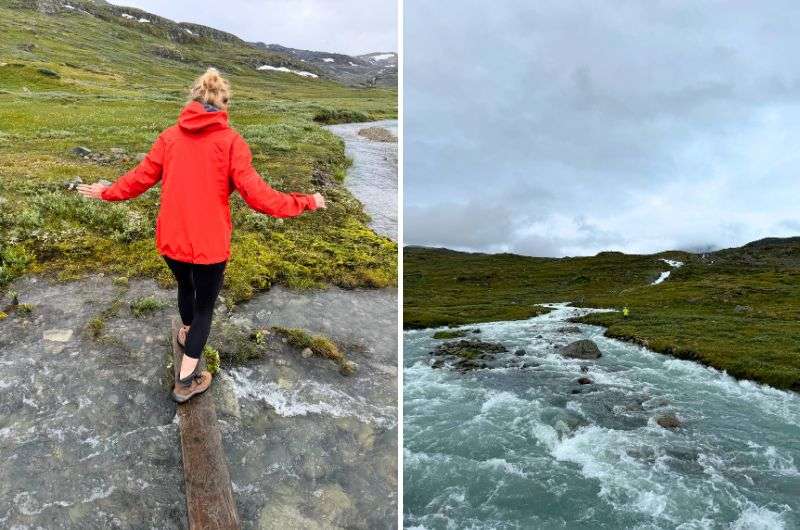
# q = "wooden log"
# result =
<box><xmin>171</xmin><ymin>317</ymin><xmax>240</xmax><ymax>530</ymax></box>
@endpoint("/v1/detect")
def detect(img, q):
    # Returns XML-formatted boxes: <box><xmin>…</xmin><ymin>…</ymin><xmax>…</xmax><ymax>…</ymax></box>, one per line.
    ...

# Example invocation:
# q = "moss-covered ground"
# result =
<box><xmin>0</xmin><ymin>1</ymin><xmax>397</xmax><ymax>304</ymax></box>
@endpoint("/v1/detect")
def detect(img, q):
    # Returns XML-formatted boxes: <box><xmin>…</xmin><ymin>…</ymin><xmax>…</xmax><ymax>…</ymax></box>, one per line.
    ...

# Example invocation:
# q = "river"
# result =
<box><xmin>404</xmin><ymin>304</ymin><xmax>800</xmax><ymax>529</ymax></box>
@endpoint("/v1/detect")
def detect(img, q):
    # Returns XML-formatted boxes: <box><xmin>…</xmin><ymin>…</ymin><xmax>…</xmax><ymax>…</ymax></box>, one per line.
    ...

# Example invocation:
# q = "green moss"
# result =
<box><xmin>272</xmin><ymin>325</ymin><xmax>346</xmax><ymax>364</ymax></box>
<box><xmin>130</xmin><ymin>296</ymin><xmax>166</xmax><ymax>317</ymax></box>
<box><xmin>203</xmin><ymin>345</ymin><xmax>220</xmax><ymax>375</ymax></box>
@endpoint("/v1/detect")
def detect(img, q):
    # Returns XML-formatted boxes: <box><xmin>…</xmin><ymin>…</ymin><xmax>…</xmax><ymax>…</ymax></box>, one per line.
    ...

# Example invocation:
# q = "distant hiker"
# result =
<box><xmin>78</xmin><ymin>67</ymin><xmax>326</xmax><ymax>403</ymax></box>
<box><xmin>623</xmin><ymin>306</ymin><xmax>630</xmax><ymax>318</ymax></box>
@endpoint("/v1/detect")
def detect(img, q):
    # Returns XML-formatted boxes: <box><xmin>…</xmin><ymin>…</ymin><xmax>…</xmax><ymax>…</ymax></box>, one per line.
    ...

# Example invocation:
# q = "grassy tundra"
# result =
<box><xmin>404</xmin><ymin>239</ymin><xmax>800</xmax><ymax>390</ymax></box>
<box><xmin>0</xmin><ymin>0</ymin><xmax>397</xmax><ymax>304</ymax></box>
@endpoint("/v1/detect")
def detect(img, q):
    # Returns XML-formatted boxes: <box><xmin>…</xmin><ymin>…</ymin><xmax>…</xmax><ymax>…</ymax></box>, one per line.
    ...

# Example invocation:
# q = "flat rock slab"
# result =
<box><xmin>43</xmin><ymin>328</ymin><xmax>73</xmax><ymax>342</ymax></box>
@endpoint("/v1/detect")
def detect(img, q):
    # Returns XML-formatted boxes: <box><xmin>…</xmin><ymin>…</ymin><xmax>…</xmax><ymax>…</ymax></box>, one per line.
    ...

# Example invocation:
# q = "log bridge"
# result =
<box><xmin>171</xmin><ymin>317</ymin><xmax>240</xmax><ymax>529</ymax></box>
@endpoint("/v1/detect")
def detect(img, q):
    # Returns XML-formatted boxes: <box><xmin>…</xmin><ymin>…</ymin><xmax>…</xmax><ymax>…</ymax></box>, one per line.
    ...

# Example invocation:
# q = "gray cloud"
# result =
<box><xmin>108</xmin><ymin>0</ymin><xmax>396</xmax><ymax>55</ymax></box>
<box><xmin>405</xmin><ymin>0</ymin><xmax>800</xmax><ymax>256</ymax></box>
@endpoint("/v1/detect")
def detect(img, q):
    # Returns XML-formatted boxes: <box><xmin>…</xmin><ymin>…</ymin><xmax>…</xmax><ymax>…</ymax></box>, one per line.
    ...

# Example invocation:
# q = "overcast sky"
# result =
<box><xmin>108</xmin><ymin>0</ymin><xmax>396</xmax><ymax>55</ymax></box>
<box><xmin>405</xmin><ymin>1</ymin><xmax>800</xmax><ymax>257</ymax></box>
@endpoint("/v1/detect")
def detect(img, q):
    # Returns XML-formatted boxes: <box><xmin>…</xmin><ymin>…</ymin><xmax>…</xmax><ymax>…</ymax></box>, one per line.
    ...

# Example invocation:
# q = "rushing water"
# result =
<box><xmin>326</xmin><ymin>120</ymin><xmax>398</xmax><ymax>240</ymax></box>
<box><xmin>404</xmin><ymin>304</ymin><xmax>800</xmax><ymax>529</ymax></box>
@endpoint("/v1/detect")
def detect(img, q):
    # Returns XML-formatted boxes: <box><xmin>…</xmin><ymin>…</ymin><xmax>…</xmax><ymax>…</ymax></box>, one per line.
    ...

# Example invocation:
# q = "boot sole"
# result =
<box><xmin>172</xmin><ymin>382</ymin><xmax>211</xmax><ymax>403</ymax></box>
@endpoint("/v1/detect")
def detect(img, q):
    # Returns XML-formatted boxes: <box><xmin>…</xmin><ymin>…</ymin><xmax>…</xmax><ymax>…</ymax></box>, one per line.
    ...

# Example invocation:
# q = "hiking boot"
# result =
<box><xmin>172</xmin><ymin>365</ymin><xmax>212</xmax><ymax>403</ymax></box>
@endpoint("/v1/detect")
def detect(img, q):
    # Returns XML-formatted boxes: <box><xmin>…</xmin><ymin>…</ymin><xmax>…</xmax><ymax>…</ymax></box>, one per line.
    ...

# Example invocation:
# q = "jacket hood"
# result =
<box><xmin>178</xmin><ymin>101</ymin><xmax>229</xmax><ymax>133</ymax></box>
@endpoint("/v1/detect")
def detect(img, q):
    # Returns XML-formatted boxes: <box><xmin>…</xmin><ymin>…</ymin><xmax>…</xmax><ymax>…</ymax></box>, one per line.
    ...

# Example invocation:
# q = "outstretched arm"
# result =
<box><xmin>230</xmin><ymin>134</ymin><xmax>324</xmax><ymax>216</ymax></box>
<box><xmin>78</xmin><ymin>136</ymin><xmax>166</xmax><ymax>201</ymax></box>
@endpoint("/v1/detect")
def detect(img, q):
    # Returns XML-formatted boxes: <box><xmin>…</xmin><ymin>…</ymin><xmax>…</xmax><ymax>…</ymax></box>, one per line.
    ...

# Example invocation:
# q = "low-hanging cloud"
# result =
<box><xmin>405</xmin><ymin>0</ymin><xmax>800</xmax><ymax>256</ymax></box>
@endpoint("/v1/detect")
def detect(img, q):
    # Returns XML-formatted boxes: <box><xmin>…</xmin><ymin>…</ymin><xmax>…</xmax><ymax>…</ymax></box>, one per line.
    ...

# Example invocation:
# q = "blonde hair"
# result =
<box><xmin>189</xmin><ymin>67</ymin><xmax>231</xmax><ymax>109</ymax></box>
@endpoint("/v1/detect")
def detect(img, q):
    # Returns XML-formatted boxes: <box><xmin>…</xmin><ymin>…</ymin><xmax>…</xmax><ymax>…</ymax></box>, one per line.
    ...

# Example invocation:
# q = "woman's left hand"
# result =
<box><xmin>77</xmin><ymin>182</ymin><xmax>110</xmax><ymax>200</ymax></box>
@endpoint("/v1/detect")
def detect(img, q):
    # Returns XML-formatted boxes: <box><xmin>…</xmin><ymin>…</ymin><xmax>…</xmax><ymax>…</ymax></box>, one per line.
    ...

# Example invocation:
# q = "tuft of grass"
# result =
<box><xmin>130</xmin><ymin>296</ymin><xmax>166</xmax><ymax>317</ymax></box>
<box><xmin>0</xmin><ymin>311</ymin><xmax>7</xmax><ymax>320</ymax></box>
<box><xmin>86</xmin><ymin>316</ymin><xmax>105</xmax><ymax>339</ymax></box>
<box><xmin>203</xmin><ymin>345</ymin><xmax>220</xmax><ymax>375</ymax></box>
<box><xmin>272</xmin><ymin>325</ymin><xmax>355</xmax><ymax>374</ymax></box>
<box><xmin>16</xmin><ymin>303</ymin><xmax>32</xmax><ymax>315</ymax></box>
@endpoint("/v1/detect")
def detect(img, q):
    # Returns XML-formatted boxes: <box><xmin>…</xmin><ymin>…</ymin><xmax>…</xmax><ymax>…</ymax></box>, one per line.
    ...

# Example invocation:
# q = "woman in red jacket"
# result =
<box><xmin>78</xmin><ymin>68</ymin><xmax>325</xmax><ymax>403</ymax></box>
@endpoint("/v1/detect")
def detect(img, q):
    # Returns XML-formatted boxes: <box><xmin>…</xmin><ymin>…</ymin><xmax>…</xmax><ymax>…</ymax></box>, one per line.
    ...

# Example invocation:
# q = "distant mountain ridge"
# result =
<box><xmin>11</xmin><ymin>0</ymin><xmax>397</xmax><ymax>86</ymax></box>
<box><xmin>253</xmin><ymin>43</ymin><xmax>397</xmax><ymax>87</ymax></box>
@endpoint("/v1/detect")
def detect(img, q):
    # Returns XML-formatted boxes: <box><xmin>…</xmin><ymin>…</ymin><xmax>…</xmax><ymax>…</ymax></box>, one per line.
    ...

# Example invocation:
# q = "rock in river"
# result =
<box><xmin>655</xmin><ymin>412</ymin><xmax>682</xmax><ymax>430</ymax></box>
<box><xmin>560</xmin><ymin>339</ymin><xmax>602</xmax><ymax>360</ymax></box>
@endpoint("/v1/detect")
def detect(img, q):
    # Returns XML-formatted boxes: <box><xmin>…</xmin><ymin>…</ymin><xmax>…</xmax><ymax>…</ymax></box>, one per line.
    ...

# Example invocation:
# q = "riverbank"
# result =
<box><xmin>403</xmin><ymin>305</ymin><xmax>800</xmax><ymax>529</ymax></box>
<box><xmin>0</xmin><ymin>3</ymin><xmax>397</xmax><ymax>303</ymax></box>
<box><xmin>403</xmin><ymin>243</ymin><xmax>800</xmax><ymax>390</ymax></box>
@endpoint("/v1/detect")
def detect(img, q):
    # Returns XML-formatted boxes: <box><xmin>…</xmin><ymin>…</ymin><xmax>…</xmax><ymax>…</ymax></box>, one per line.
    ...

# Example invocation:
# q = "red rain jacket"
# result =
<box><xmin>101</xmin><ymin>101</ymin><xmax>318</xmax><ymax>264</ymax></box>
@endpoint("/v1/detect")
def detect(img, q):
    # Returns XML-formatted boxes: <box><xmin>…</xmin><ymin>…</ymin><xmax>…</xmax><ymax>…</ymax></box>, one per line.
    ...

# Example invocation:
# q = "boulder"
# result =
<box><xmin>71</xmin><ymin>146</ymin><xmax>92</xmax><ymax>157</ymax></box>
<box><xmin>655</xmin><ymin>412</ymin><xmax>682</xmax><ymax>429</ymax></box>
<box><xmin>577</xmin><ymin>377</ymin><xmax>593</xmax><ymax>385</ymax></box>
<box><xmin>558</xmin><ymin>326</ymin><xmax>581</xmax><ymax>333</ymax></box>
<box><xmin>559</xmin><ymin>339</ymin><xmax>602</xmax><ymax>360</ymax></box>
<box><xmin>514</xmin><ymin>348</ymin><xmax>526</xmax><ymax>356</ymax></box>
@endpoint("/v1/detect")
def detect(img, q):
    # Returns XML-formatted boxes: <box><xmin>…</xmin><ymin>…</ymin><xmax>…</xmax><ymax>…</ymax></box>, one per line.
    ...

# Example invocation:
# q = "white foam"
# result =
<box><xmin>730</xmin><ymin>503</ymin><xmax>787</xmax><ymax>529</ymax></box>
<box><xmin>229</xmin><ymin>368</ymin><xmax>395</xmax><ymax>427</ymax></box>
<box><xmin>652</xmin><ymin>271</ymin><xmax>671</xmax><ymax>285</ymax></box>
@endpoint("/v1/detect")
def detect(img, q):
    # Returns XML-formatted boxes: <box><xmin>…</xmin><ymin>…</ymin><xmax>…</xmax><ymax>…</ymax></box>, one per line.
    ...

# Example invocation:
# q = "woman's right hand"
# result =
<box><xmin>313</xmin><ymin>193</ymin><xmax>327</xmax><ymax>209</ymax></box>
<box><xmin>77</xmin><ymin>182</ymin><xmax>110</xmax><ymax>200</ymax></box>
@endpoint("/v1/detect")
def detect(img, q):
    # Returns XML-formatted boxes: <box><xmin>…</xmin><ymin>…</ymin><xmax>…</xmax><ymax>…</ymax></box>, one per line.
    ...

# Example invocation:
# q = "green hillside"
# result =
<box><xmin>404</xmin><ymin>238</ymin><xmax>800</xmax><ymax>390</ymax></box>
<box><xmin>0</xmin><ymin>0</ymin><xmax>397</xmax><ymax>303</ymax></box>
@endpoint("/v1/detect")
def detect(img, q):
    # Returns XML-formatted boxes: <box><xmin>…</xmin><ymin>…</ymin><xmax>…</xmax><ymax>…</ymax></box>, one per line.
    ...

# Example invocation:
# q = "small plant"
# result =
<box><xmin>86</xmin><ymin>316</ymin><xmax>105</xmax><ymax>339</ymax></box>
<box><xmin>0</xmin><ymin>311</ymin><xmax>7</xmax><ymax>320</ymax></box>
<box><xmin>203</xmin><ymin>345</ymin><xmax>221</xmax><ymax>375</ymax></box>
<box><xmin>112</xmin><ymin>276</ymin><xmax>129</xmax><ymax>287</ymax></box>
<box><xmin>130</xmin><ymin>296</ymin><xmax>166</xmax><ymax>317</ymax></box>
<box><xmin>252</xmin><ymin>329</ymin><xmax>267</xmax><ymax>346</ymax></box>
<box><xmin>16</xmin><ymin>303</ymin><xmax>33</xmax><ymax>316</ymax></box>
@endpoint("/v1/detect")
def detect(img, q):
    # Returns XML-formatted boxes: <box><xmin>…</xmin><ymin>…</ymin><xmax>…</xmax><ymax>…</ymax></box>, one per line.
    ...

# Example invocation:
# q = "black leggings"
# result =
<box><xmin>163</xmin><ymin>255</ymin><xmax>226</xmax><ymax>360</ymax></box>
